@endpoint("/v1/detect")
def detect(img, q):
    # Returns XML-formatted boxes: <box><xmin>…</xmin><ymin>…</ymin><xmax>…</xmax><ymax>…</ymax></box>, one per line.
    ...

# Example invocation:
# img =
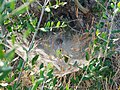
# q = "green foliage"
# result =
<box><xmin>32</xmin><ymin>55</ymin><xmax>39</xmax><ymax>65</ymax></box>
<box><xmin>85</xmin><ymin>51</ymin><xmax>90</xmax><ymax>61</ymax></box>
<box><xmin>30</xmin><ymin>63</ymin><xmax>57</xmax><ymax>90</ymax></box>
<box><xmin>40</xmin><ymin>21</ymin><xmax>67</xmax><ymax>32</ymax></box>
<box><xmin>0</xmin><ymin>60</ymin><xmax>13</xmax><ymax>81</ymax></box>
<box><xmin>31</xmin><ymin>78</ymin><xmax>44</xmax><ymax>90</ymax></box>
<box><xmin>0</xmin><ymin>0</ymin><xmax>119</xmax><ymax>90</ymax></box>
<box><xmin>0</xmin><ymin>44</ymin><xmax>4</xmax><ymax>59</ymax></box>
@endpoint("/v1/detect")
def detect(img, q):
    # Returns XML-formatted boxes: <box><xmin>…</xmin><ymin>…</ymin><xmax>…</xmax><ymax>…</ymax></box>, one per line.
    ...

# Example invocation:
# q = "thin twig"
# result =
<box><xmin>95</xmin><ymin>0</ymin><xmax>106</xmax><ymax>11</ymax></box>
<box><xmin>75</xmin><ymin>63</ymin><xmax>90</xmax><ymax>90</ymax></box>
<box><xmin>103</xmin><ymin>8</ymin><xmax>119</xmax><ymax>64</ymax></box>
<box><xmin>36</xmin><ymin>0</ymin><xmax>42</xmax><ymax>7</ymax></box>
<box><xmin>28</xmin><ymin>0</ymin><xmax>49</xmax><ymax>52</ymax></box>
<box><xmin>75</xmin><ymin>36</ymin><xmax>96</xmax><ymax>90</ymax></box>
<box><xmin>17</xmin><ymin>60</ymin><xmax>26</xmax><ymax>83</ymax></box>
<box><xmin>17</xmin><ymin>0</ymin><xmax>50</xmax><ymax>84</ymax></box>
<box><xmin>68</xmin><ymin>25</ymin><xmax>81</xmax><ymax>33</ymax></box>
<box><xmin>74</xmin><ymin>0</ymin><xmax>89</xmax><ymax>14</ymax></box>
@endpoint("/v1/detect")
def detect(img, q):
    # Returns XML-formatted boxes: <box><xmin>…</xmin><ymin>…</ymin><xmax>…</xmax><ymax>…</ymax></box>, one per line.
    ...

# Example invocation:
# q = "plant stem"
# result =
<box><xmin>103</xmin><ymin>8</ymin><xmax>119</xmax><ymax>64</ymax></box>
<box><xmin>17</xmin><ymin>0</ymin><xmax>50</xmax><ymax>84</ymax></box>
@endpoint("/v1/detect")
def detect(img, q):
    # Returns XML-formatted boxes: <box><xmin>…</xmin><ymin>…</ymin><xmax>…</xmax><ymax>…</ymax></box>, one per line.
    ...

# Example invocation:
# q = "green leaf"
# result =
<box><xmin>31</xmin><ymin>75</ymin><xmax>35</xmax><ymax>83</ymax></box>
<box><xmin>12</xmin><ymin>82</ymin><xmax>18</xmax><ymax>90</ymax></box>
<box><xmin>85</xmin><ymin>52</ymin><xmax>90</xmax><ymax>61</ymax></box>
<box><xmin>5</xmin><ymin>74</ymin><xmax>15</xmax><ymax>83</ymax></box>
<box><xmin>39</xmin><ymin>63</ymin><xmax>44</xmax><ymax>69</ymax></box>
<box><xmin>40</xmin><ymin>68</ymin><xmax>44</xmax><ymax>78</ymax></box>
<box><xmin>32</xmin><ymin>55</ymin><xmax>39</xmax><ymax>65</ymax></box>
<box><xmin>111</xmin><ymin>30</ymin><xmax>120</xmax><ymax>33</ymax></box>
<box><xmin>24</xmin><ymin>29</ymin><xmax>31</xmax><ymax>39</ymax></box>
<box><xmin>4</xmin><ymin>19</ymin><xmax>11</xmax><ymax>25</ymax></box>
<box><xmin>0</xmin><ymin>61</ymin><xmax>4</xmax><ymax>67</ymax></box>
<box><xmin>5</xmin><ymin>49</ymin><xmax>15</xmax><ymax>61</ymax></box>
<box><xmin>60</xmin><ymin>85</ymin><xmax>64</xmax><ymax>90</ymax></box>
<box><xmin>4</xmin><ymin>2</ymin><xmax>30</xmax><ymax>19</ymax></box>
<box><xmin>0</xmin><ymin>1</ymin><xmax>5</xmax><ymax>13</ymax></box>
<box><xmin>47</xmin><ymin>69</ymin><xmax>53</xmax><ymax>78</ymax></box>
<box><xmin>83</xmin><ymin>73</ymin><xmax>94</xmax><ymax>80</ymax></box>
<box><xmin>46</xmin><ymin>21</ymin><xmax>51</xmax><ymax>27</ymax></box>
<box><xmin>17</xmin><ymin>59</ymin><xmax>23</xmax><ymax>70</ymax></box>
<box><xmin>6</xmin><ymin>85</ymin><xmax>12</xmax><ymax>90</ymax></box>
<box><xmin>40</xmin><ymin>27</ymin><xmax>49</xmax><ymax>32</ymax></box>
<box><xmin>99</xmin><ymin>66</ymin><xmax>108</xmax><ymax>72</ymax></box>
<box><xmin>45</xmin><ymin>6</ymin><xmax>51</xmax><ymax>12</ymax></box>
<box><xmin>65</xmin><ymin>84</ymin><xmax>69</xmax><ymax>90</ymax></box>
<box><xmin>47</xmin><ymin>63</ymin><xmax>53</xmax><ymax>69</ymax></box>
<box><xmin>59</xmin><ymin>2</ymin><xmax>67</xmax><ymax>6</ymax></box>
<box><xmin>117</xmin><ymin>2</ymin><xmax>120</xmax><ymax>8</ymax></box>
<box><xmin>0</xmin><ymin>14</ymin><xmax>3</xmax><ymax>25</ymax></box>
<box><xmin>89</xmin><ymin>65</ymin><xmax>96</xmax><ymax>71</ymax></box>
<box><xmin>71</xmin><ymin>78</ymin><xmax>76</xmax><ymax>84</ymax></box>
<box><xmin>31</xmin><ymin>17</ymin><xmax>38</xmax><ymax>27</ymax></box>
<box><xmin>102</xmin><ymin>12</ymin><xmax>107</xmax><ymax>19</ymax></box>
<box><xmin>7</xmin><ymin>26</ymin><xmax>13</xmax><ymax>32</ymax></box>
<box><xmin>101</xmin><ymin>32</ymin><xmax>107</xmax><ymax>39</ymax></box>
<box><xmin>96</xmin><ymin>29</ymin><xmax>100</xmax><ymax>36</ymax></box>
<box><xmin>0</xmin><ymin>66</ymin><xmax>13</xmax><ymax>80</ymax></box>
<box><xmin>46</xmin><ymin>78</ymin><xmax>52</xmax><ymax>83</ymax></box>
<box><xmin>61</xmin><ymin>22</ymin><xmax>67</xmax><ymax>27</ymax></box>
<box><xmin>53</xmin><ymin>77</ymin><xmax>57</xmax><ymax>86</ymax></box>
<box><xmin>111</xmin><ymin>3</ymin><xmax>114</xmax><ymax>8</ymax></box>
<box><xmin>22</xmin><ymin>0</ymin><xmax>26</xmax><ymax>3</ymax></box>
<box><xmin>0</xmin><ymin>44</ymin><xmax>5</xmax><ymax>59</ymax></box>
<box><xmin>51</xmin><ymin>21</ymin><xmax>54</xmax><ymax>27</ymax></box>
<box><xmin>56</xmin><ymin>21</ymin><xmax>61</xmax><ymax>28</ymax></box>
<box><xmin>13</xmin><ymin>4</ymin><xmax>28</xmax><ymax>15</ymax></box>
<box><xmin>0</xmin><ymin>0</ymin><xmax>4</xmax><ymax>6</ymax></box>
<box><xmin>31</xmin><ymin>78</ymin><xmax>44</xmax><ymax>90</ymax></box>
<box><xmin>56</xmin><ymin>49</ymin><xmax>62</xmax><ymax>58</ymax></box>
<box><xmin>11</xmin><ymin>34</ymin><xmax>16</xmax><ymax>45</ymax></box>
<box><xmin>10</xmin><ymin>0</ymin><xmax>16</xmax><ymax>10</ymax></box>
<box><xmin>27</xmin><ymin>22</ymin><xmax>35</xmax><ymax>32</ymax></box>
<box><xmin>90</xmin><ymin>58</ymin><xmax>98</xmax><ymax>65</ymax></box>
